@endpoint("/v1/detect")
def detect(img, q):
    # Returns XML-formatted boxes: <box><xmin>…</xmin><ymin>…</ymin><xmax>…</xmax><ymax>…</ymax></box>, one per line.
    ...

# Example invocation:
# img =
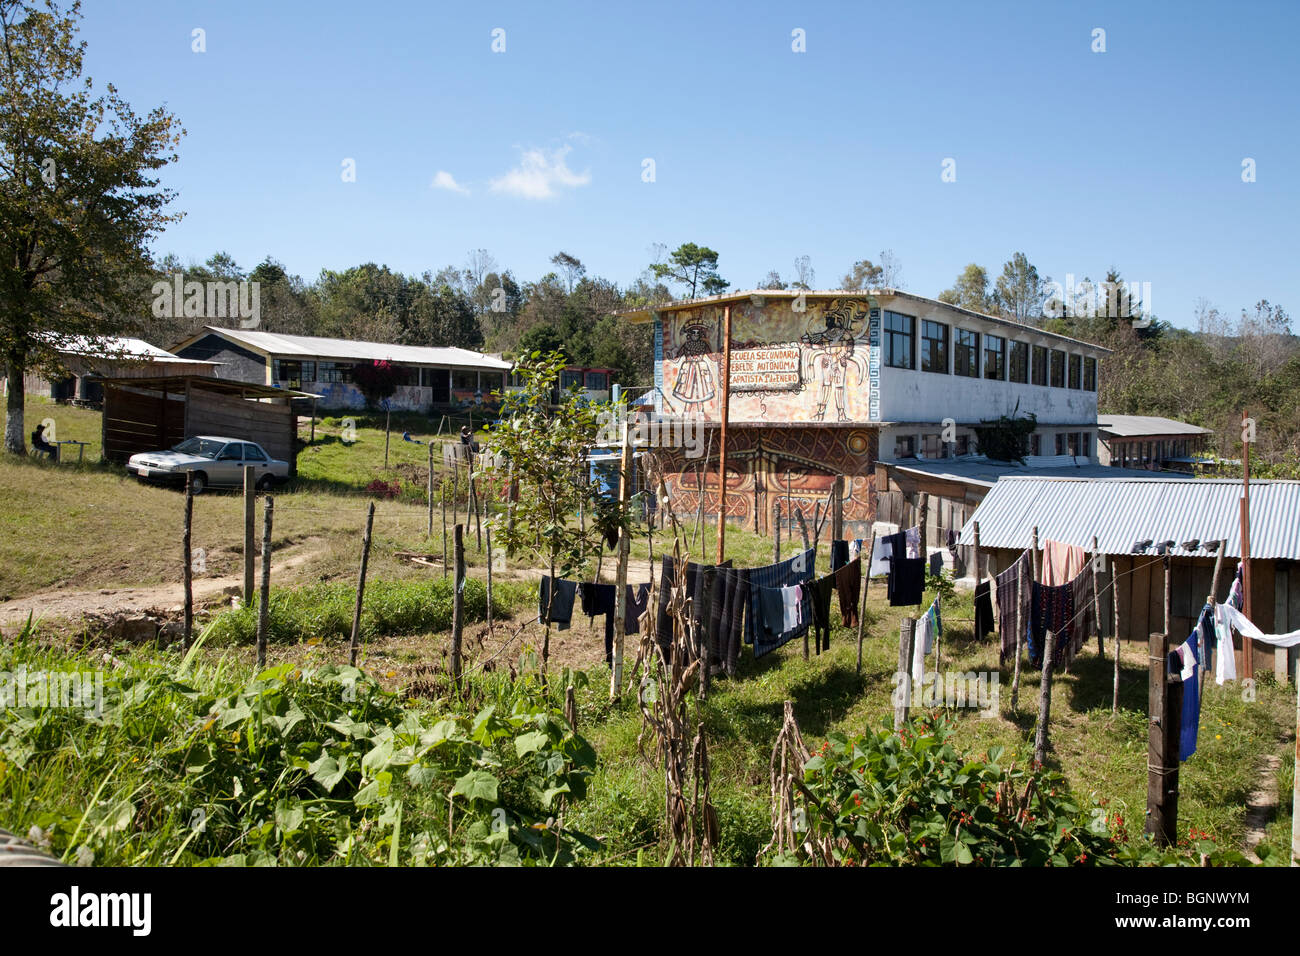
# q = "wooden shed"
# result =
<box><xmin>100</xmin><ymin>375</ymin><xmax>316</xmax><ymax>475</ymax></box>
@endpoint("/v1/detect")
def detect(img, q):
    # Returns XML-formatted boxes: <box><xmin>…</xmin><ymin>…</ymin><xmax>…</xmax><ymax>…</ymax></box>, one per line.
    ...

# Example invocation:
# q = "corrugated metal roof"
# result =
<box><xmin>883</xmin><ymin>455</ymin><xmax>1188</xmax><ymax>488</ymax></box>
<box><xmin>1097</xmin><ymin>415</ymin><xmax>1212</xmax><ymax>437</ymax></box>
<box><xmin>957</xmin><ymin>477</ymin><xmax>1300</xmax><ymax>559</ymax></box>
<box><xmin>49</xmin><ymin>335</ymin><xmax>216</xmax><ymax>365</ymax></box>
<box><xmin>191</xmin><ymin>327</ymin><xmax>512</xmax><ymax>370</ymax></box>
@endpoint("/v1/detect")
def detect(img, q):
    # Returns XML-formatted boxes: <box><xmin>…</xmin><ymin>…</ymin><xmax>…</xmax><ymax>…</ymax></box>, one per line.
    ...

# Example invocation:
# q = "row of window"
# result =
<box><xmin>271</xmin><ymin>359</ymin><xmax>504</xmax><ymax>393</ymax></box>
<box><xmin>893</xmin><ymin>430</ymin><xmax>1093</xmax><ymax>460</ymax></box>
<box><xmin>884</xmin><ymin>311</ymin><xmax>1098</xmax><ymax>390</ymax></box>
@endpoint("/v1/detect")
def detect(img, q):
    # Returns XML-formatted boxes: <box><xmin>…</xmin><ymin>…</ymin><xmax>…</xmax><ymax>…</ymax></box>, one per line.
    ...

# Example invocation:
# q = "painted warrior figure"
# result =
<box><xmin>801</xmin><ymin>303</ymin><xmax>867</xmax><ymax>422</ymax></box>
<box><xmin>672</xmin><ymin>324</ymin><xmax>716</xmax><ymax>414</ymax></box>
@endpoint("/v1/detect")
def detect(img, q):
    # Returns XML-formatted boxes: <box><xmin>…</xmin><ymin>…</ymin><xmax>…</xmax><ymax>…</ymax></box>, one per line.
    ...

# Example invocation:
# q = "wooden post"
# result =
<box><xmin>506</xmin><ymin>461</ymin><xmax>516</xmax><ymax>541</ymax></box>
<box><xmin>452</xmin><ymin>524</ymin><xmax>465</xmax><ymax>682</ymax></box>
<box><xmin>441</xmin><ymin>477</ymin><xmax>448</xmax><ymax>580</ymax></box>
<box><xmin>1112</xmin><ymin>555</ymin><xmax>1123</xmax><ymax>715</ymax></box>
<box><xmin>256</xmin><ymin>495</ymin><xmax>274</xmax><ymax>669</ymax></box>
<box><xmin>1033</xmin><ymin>630</ymin><xmax>1057</xmax><ymax>767</ymax></box>
<box><xmin>243</xmin><ymin>465</ymin><xmax>255</xmax><ymax>603</ymax></box>
<box><xmin>918</xmin><ymin>492</ymin><xmax>929</xmax><ymax>560</ymax></box>
<box><xmin>796</xmin><ymin>508</ymin><xmax>811</xmax><ymax>553</ymax></box>
<box><xmin>716</xmin><ymin>303</ymin><xmax>732</xmax><ymax>564</ymax></box>
<box><xmin>1292</xmin><ymin>679</ymin><xmax>1300</xmax><ymax>866</ymax></box>
<box><xmin>611</xmin><ymin>416</ymin><xmax>632</xmax><ymax>701</ymax></box>
<box><xmin>1030</xmin><ymin>525</ymin><xmax>1040</xmax><ymax>583</ymax></box>
<box><xmin>773</xmin><ymin>501</ymin><xmax>781</xmax><ymax>563</ymax></box>
<box><xmin>426</xmin><ymin>442</ymin><xmax>434</xmax><ymax>538</ymax></box>
<box><xmin>349</xmin><ymin>502</ymin><xmax>375</xmax><ymax>667</ymax></box>
<box><xmin>453</xmin><ymin>456</ymin><xmax>460</xmax><ymax>529</ymax></box>
<box><xmin>1145</xmin><ymin>624</ymin><xmax>1183</xmax><ymax>846</ymax></box>
<box><xmin>183</xmin><ymin>472</ymin><xmax>194</xmax><ymax>649</ymax></box>
<box><xmin>1203</xmin><ymin>540</ymin><xmax>1227</xmax><ymax>699</ymax></box>
<box><xmin>831</xmin><ymin>475</ymin><xmax>844</xmax><ymax>543</ymax></box>
<box><xmin>309</xmin><ymin>398</ymin><xmax>316</xmax><ymax>444</ymax></box>
<box><xmin>894</xmin><ymin>618</ymin><xmax>915</xmax><ymax>731</ymax></box>
<box><xmin>1092</xmin><ymin>536</ymin><xmax>1104</xmax><ymax>658</ymax></box>
<box><xmin>972</xmin><ymin>521</ymin><xmax>982</xmax><ymax>584</ymax></box>
<box><xmin>469</xmin><ymin>444</ymin><xmax>481</xmax><ymax>553</ymax></box>
<box><xmin>1012</xmin><ymin>563</ymin><xmax>1025</xmax><ymax>710</ymax></box>
<box><xmin>857</xmin><ymin>531</ymin><xmax>874</xmax><ymax>677</ymax></box>
<box><xmin>1240</xmin><ymin>497</ymin><xmax>1254</xmax><ymax>679</ymax></box>
<box><xmin>384</xmin><ymin>406</ymin><xmax>391</xmax><ymax>468</ymax></box>
<box><xmin>485</xmin><ymin>525</ymin><xmax>494</xmax><ymax>640</ymax></box>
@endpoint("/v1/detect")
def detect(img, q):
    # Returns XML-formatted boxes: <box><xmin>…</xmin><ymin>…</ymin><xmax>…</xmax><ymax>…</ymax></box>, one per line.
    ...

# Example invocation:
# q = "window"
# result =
<box><xmin>584</xmin><ymin>371</ymin><xmax>608</xmax><ymax>391</ymax></box>
<box><xmin>894</xmin><ymin>435</ymin><xmax>915</xmax><ymax>459</ymax></box>
<box><xmin>1049</xmin><ymin>349</ymin><xmax>1066</xmax><ymax>387</ymax></box>
<box><xmin>954</xmin><ymin>329</ymin><xmax>979</xmax><ymax>377</ymax></box>
<box><xmin>1055</xmin><ymin>433</ymin><xmax>1068</xmax><ymax>456</ymax></box>
<box><xmin>922</xmin><ymin>434</ymin><xmax>943</xmax><ymax>458</ymax></box>
<box><xmin>1083</xmin><ymin>356</ymin><xmax>1097</xmax><ymax>391</ymax></box>
<box><xmin>1009</xmin><ymin>341</ymin><xmax>1029</xmax><ymax>384</ymax></box>
<box><xmin>955</xmin><ymin>434</ymin><xmax>971</xmax><ymax>456</ymax></box>
<box><xmin>560</xmin><ymin>369</ymin><xmax>583</xmax><ymax>390</ymax></box>
<box><xmin>1031</xmin><ymin>346</ymin><xmax>1048</xmax><ymax>386</ymax></box>
<box><xmin>984</xmin><ymin>335</ymin><xmax>1006</xmax><ymax>381</ymax></box>
<box><xmin>316</xmin><ymin>361</ymin><xmax>353</xmax><ymax>384</ymax></box>
<box><xmin>883</xmin><ymin>311</ymin><xmax>915</xmax><ymax>369</ymax></box>
<box><xmin>1029</xmin><ymin>434</ymin><xmax>1041</xmax><ymax>456</ymax></box>
<box><xmin>272</xmin><ymin>359</ymin><xmax>314</xmax><ymax>386</ymax></box>
<box><xmin>1068</xmin><ymin>354</ymin><xmax>1081</xmax><ymax>389</ymax></box>
<box><xmin>1080</xmin><ymin>433</ymin><xmax>1091</xmax><ymax>458</ymax></box>
<box><xmin>217</xmin><ymin>444</ymin><xmax>243</xmax><ymax>461</ymax></box>
<box><xmin>921</xmin><ymin>320</ymin><xmax>948</xmax><ymax>373</ymax></box>
<box><xmin>242</xmin><ymin>443</ymin><xmax>267</xmax><ymax>462</ymax></box>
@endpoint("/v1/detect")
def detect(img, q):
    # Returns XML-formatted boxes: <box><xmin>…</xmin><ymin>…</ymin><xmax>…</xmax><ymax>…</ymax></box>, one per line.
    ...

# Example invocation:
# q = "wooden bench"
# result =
<box><xmin>53</xmin><ymin>440</ymin><xmax>89</xmax><ymax>463</ymax></box>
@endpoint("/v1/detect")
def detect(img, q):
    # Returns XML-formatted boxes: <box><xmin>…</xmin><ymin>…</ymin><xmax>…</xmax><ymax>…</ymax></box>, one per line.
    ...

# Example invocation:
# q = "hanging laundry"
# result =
<box><xmin>1212</xmin><ymin>602</ymin><xmax>1237</xmax><ymax>684</ymax></box>
<box><xmin>905</xmin><ymin>526</ymin><xmax>921</xmax><ymax>559</ymax></box>
<box><xmin>707</xmin><ymin>569</ymin><xmax>749</xmax><ymax>677</ymax></box>
<box><xmin>994</xmin><ymin>551</ymin><xmax>1032</xmax><ymax>663</ymax></box>
<box><xmin>625</xmin><ymin>582</ymin><xmax>652</xmax><ymax>636</ymax></box>
<box><xmin>1028</xmin><ymin>578</ymin><xmax>1075</xmax><ymax>669</ymax></box>
<box><xmin>654</xmin><ymin>556</ymin><xmax>732</xmax><ymax>659</ymax></box>
<box><xmin>973</xmin><ymin>580</ymin><xmax>994</xmax><ymax>639</ymax></box>
<box><xmin>831</xmin><ymin>539</ymin><xmax>850</xmax><ymax>572</ymax></box>
<box><xmin>578</xmin><ymin>582</ymin><xmax>618</xmax><ymax>665</ymax></box>
<box><xmin>1227</xmin><ymin>562</ymin><xmax>1244</xmax><ymax>609</ymax></box>
<box><xmin>539</xmin><ymin>576</ymin><xmax>577</xmax><ymax>630</ymax></box>
<box><xmin>869</xmin><ymin>534</ymin><xmax>894</xmax><ymax>577</ymax></box>
<box><xmin>848</xmin><ymin>538</ymin><xmax>864</xmax><ymax>561</ymax></box>
<box><xmin>1041</xmin><ymin>538</ymin><xmax>1086</xmax><ymax>587</ymax></box>
<box><xmin>1216</xmin><ymin>602</ymin><xmax>1300</xmax><ymax>648</ymax></box>
<box><xmin>745</xmin><ymin>548</ymin><xmax>816</xmax><ymax>658</ymax></box>
<box><xmin>834</xmin><ymin>556</ymin><xmax>862</xmax><ymax>627</ymax></box>
<box><xmin>808</xmin><ymin>574</ymin><xmax>836</xmax><ymax>653</ymax></box>
<box><xmin>1065</xmin><ymin>562</ymin><xmax>1097</xmax><ymax>663</ymax></box>
<box><xmin>1172</xmin><ymin>629</ymin><xmax>1200</xmax><ymax>761</ymax></box>
<box><xmin>911</xmin><ymin>600</ymin><xmax>938</xmax><ymax>687</ymax></box>
<box><xmin>781</xmin><ymin>585</ymin><xmax>803</xmax><ymax>632</ymax></box>
<box><xmin>889</xmin><ymin>559</ymin><xmax>925</xmax><ymax>607</ymax></box>
<box><xmin>757</xmin><ymin>585</ymin><xmax>786</xmax><ymax>646</ymax></box>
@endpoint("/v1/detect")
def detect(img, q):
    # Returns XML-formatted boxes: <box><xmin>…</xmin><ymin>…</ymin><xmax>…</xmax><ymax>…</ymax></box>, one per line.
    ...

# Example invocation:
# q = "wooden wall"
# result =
<box><xmin>103</xmin><ymin>386</ymin><xmax>186</xmax><ymax>463</ymax></box>
<box><xmin>186</xmin><ymin>390</ymin><xmax>296</xmax><ymax>474</ymax></box>
<box><xmin>987</xmin><ymin>546</ymin><xmax>1297</xmax><ymax>680</ymax></box>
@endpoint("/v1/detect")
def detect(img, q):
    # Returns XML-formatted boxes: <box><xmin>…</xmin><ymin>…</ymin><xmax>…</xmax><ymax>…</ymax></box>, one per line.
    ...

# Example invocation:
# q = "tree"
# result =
<box><xmin>650</xmin><ymin>242</ymin><xmax>728</xmax><ymax>299</ymax></box>
<box><xmin>938</xmin><ymin>264</ymin><xmax>993</xmax><ymax>314</ymax></box>
<box><xmin>790</xmin><ymin>255</ymin><xmax>815</xmax><ymax>291</ymax></box>
<box><xmin>479</xmin><ymin>352</ymin><xmax>620</xmax><ymax>670</ymax></box>
<box><xmin>757</xmin><ymin>269</ymin><xmax>788</xmax><ymax>290</ymax></box>
<box><xmin>878</xmin><ymin>249</ymin><xmax>904</xmax><ymax>288</ymax></box>
<box><xmin>550</xmin><ymin>251</ymin><xmax>586</xmax><ymax>293</ymax></box>
<box><xmin>0</xmin><ymin>0</ymin><xmax>183</xmax><ymax>454</ymax></box>
<box><xmin>841</xmin><ymin>258</ymin><xmax>883</xmax><ymax>291</ymax></box>
<box><xmin>992</xmin><ymin>252</ymin><xmax>1050</xmax><ymax>326</ymax></box>
<box><xmin>351</xmin><ymin>358</ymin><xmax>401</xmax><ymax>407</ymax></box>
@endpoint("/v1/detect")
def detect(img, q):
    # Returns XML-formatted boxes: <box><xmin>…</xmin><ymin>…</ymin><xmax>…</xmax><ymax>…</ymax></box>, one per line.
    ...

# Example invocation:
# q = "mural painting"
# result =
<box><xmin>648</xmin><ymin>425</ymin><xmax>878</xmax><ymax>536</ymax></box>
<box><xmin>658</xmin><ymin>296</ymin><xmax>877</xmax><ymax>424</ymax></box>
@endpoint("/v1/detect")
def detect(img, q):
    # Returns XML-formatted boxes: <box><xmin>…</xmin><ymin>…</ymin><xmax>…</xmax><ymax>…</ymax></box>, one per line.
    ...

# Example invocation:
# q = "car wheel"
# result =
<box><xmin>256</xmin><ymin>474</ymin><xmax>275</xmax><ymax>491</ymax></box>
<box><xmin>190</xmin><ymin>472</ymin><xmax>207</xmax><ymax>495</ymax></box>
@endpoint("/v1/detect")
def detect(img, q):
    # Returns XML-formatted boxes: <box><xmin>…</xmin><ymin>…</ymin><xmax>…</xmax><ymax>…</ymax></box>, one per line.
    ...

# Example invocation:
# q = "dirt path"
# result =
<box><xmin>0</xmin><ymin>538</ymin><xmax>327</xmax><ymax>630</ymax></box>
<box><xmin>1244</xmin><ymin>753</ymin><xmax>1281</xmax><ymax>863</ymax></box>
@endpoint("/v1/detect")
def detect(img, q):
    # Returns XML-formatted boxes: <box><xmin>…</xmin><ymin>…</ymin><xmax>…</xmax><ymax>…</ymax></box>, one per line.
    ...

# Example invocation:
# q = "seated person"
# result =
<box><xmin>31</xmin><ymin>423</ymin><xmax>57</xmax><ymax>459</ymax></box>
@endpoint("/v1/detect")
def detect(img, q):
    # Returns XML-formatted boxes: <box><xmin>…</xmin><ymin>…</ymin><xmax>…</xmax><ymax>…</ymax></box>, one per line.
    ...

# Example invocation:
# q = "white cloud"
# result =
<box><xmin>431</xmin><ymin>170</ymin><xmax>469</xmax><ymax>195</ymax></box>
<box><xmin>489</xmin><ymin>145</ymin><xmax>591</xmax><ymax>200</ymax></box>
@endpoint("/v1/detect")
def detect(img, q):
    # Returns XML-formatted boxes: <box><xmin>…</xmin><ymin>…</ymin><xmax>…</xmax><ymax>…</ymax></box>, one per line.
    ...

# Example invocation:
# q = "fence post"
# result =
<box><xmin>1033</xmin><ymin>629</ymin><xmax>1057</xmax><ymax>766</ymax></box>
<box><xmin>1113</xmin><ymin>555</ymin><xmax>1122</xmax><ymax>714</ymax></box>
<box><xmin>256</xmin><ymin>495</ymin><xmax>274</xmax><ymax>669</ymax></box>
<box><xmin>485</xmin><ymin>524</ymin><xmax>494</xmax><ymax>639</ymax></box>
<box><xmin>1092</xmin><ymin>536</ymin><xmax>1104</xmax><ymax>658</ymax></box>
<box><xmin>349</xmin><ymin>502</ymin><xmax>375</xmax><ymax>667</ymax></box>
<box><xmin>426</xmin><ymin>442</ymin><xmax>434</xmax><ymax>538</ymax></box>
<box><xmin>894</xmin><ymin>617</ymin><xmax>915</xmax><ymax>731</ymax></box>
<box><xmin>773</xmin><ymin>501</ymin><xmax>781</xmax><ymax>564</ymax></box>
<box><xmin>1145</xmin><ymin>626</ymin><xmax>1183</xmax><ymax>846</ymax></box>
<box><xmin>918</xmin><ymin>492</ymin><xmax>929</xmax><ymax>558</ymax></box>
<box><xmin>243</xmin><ymin>465</ymin><xmax>255</xmax><ymax>604</ymax></box>
<box><xmin>611</xmin><ymin>419</ymin><xmax>632</xmax><ymax>702</ymax></box>
<box><xmin>856</xmin><ymin>535</ymin><xmax>871</xmax><ymax>677</ymax></box>
<box><xmin>832</xmin><ymin>475</ymin><xmax>844</xmax><ymax>542</ymax></box>
<box><xmin>452</xmin><ymin>524</ymin><xmax>465</xmax><ymax>682</ymax></box>
<box><xmin>183</xmin><ymin>471</ymin><xmax>194</xmax><ymax>648</ymax></box>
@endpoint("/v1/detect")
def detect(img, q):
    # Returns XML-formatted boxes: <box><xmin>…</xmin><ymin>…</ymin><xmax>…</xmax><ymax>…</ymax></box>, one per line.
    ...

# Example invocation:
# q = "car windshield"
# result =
<box><xmin>171</xmin><ymin>437</ymin><xmax>226</xmax><ymax>459</ymax></box>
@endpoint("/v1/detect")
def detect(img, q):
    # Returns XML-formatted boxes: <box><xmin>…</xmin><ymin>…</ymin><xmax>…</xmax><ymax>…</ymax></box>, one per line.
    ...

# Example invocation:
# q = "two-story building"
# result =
<box><xmin>617</xmin><ymin>289</ymin><xmax>1109</xmax><ymax>536</ymax></box>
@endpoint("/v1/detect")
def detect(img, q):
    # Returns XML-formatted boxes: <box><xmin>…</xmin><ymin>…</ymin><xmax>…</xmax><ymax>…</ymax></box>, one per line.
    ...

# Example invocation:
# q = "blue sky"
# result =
<box><xmin>81</xmin><ymin>0</ymin><xmax>1298</xmax><ymax>329</ymax></box>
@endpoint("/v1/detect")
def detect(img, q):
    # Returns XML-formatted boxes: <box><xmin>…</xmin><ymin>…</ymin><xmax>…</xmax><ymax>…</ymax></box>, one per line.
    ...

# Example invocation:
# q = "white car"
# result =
<box><xmin>127</xmin><ymin>436</ymin><xmax>289</xmax><ymax>493</ymax></box>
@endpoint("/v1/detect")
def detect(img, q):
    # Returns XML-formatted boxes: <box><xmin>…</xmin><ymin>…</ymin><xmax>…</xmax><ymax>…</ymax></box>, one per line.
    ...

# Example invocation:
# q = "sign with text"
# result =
<box><xmin>729</xmin><ymin>345</ymin><xmax>801</xmax><ymax>391</ymax></box>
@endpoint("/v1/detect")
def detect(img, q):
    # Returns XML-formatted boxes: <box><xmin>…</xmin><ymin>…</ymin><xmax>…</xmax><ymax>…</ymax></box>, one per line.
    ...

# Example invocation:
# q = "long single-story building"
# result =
<box><xmin>1096</xmin><ymin>414</ymin><xmax>1212</xmax><ymax>471</ymax></box>
<box><xmin>616</xmin><ymin>289</ymin><xmax>1109</xmax><ymax>537</ymax></box>
<box><xmin>957</xmin><ymin>476</ymin><xmax>1300</xmax><ymax>681</ymax></box>
<box><xmin>171</xmin><ymin>326</ymin><xmax>512</xmax><ymax>412</ymax></box>
<box><xmin>13</xmin><ymin>336</ymin><xmax>218</xmax><ymax>406</ymax></box>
